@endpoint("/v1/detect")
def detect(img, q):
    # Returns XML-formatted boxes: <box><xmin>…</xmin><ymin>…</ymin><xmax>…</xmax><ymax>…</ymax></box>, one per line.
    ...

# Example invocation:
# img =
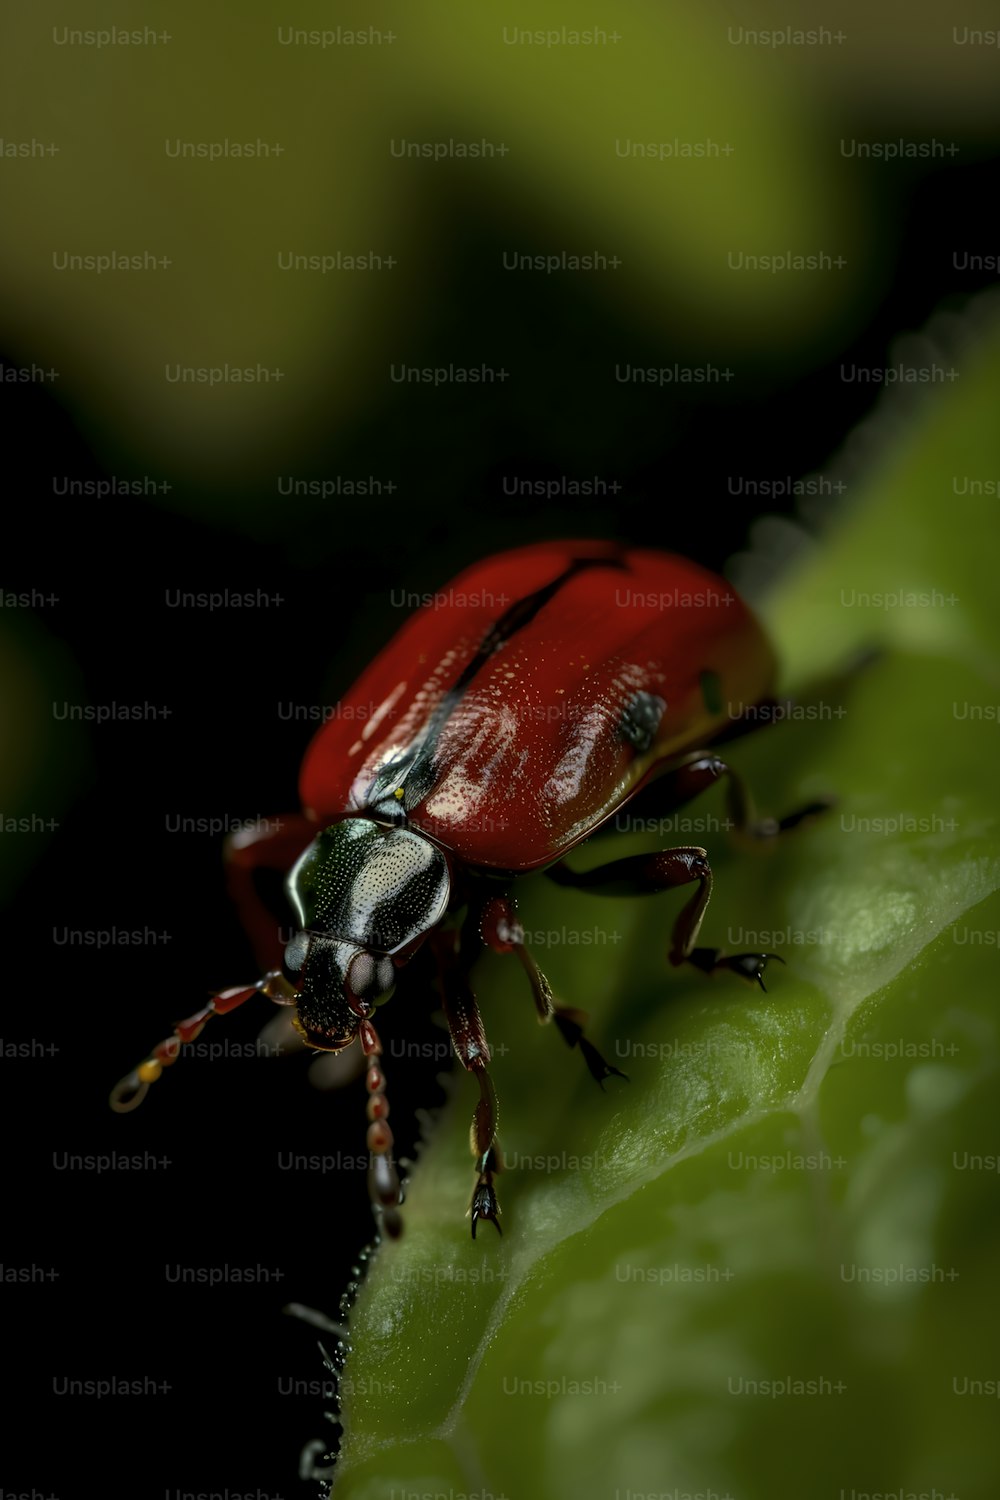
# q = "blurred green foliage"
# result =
<box><xmin>3</xmin><ymin>0</ymin><xmax>999</xmax><ymax>502</ymax></box>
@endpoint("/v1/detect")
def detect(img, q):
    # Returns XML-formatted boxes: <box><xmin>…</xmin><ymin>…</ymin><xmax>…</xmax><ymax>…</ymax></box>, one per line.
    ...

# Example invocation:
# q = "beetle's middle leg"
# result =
<box><xmin>479</xmin><ymin>894</ymin><xmax>627</xmax><ymax>1089</ymax></box>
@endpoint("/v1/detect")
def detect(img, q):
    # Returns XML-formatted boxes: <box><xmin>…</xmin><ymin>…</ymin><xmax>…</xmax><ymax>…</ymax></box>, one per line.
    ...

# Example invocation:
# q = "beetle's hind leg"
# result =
<box><xmin>545</xmin><ymin>750</ymin><xmax>831</xmax><ymax>987</ymax></box>
<box><xmin>615</xmin><ymin>751</ymin><xmax>831</xmax><ymax>847</ymax></box>
<box><xmin>547</xmin><ymin>845</ymin><xmax>781</xmax><ymax>989</ymax></box>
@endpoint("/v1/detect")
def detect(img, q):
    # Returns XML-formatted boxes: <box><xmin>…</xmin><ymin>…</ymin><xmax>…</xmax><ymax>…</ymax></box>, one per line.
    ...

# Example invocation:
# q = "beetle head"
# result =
<box><xmin>282</xmin><ymin>931</ymin><xmax>395</xmax><ymax>1050</ymax></box>
<box><xmin>282</xmin><ymin>819</ymin><xmax>451</xmax><ymax>1050</ymax></box>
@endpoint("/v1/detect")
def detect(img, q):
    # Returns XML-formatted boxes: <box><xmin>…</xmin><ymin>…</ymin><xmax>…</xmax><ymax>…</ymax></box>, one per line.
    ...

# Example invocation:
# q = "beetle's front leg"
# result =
<box><xmin>547</xmin><ymin>846</ymin><xmax>782</xmax><ymax>990</ymax></box>
<box><xmin>224</xmin><ymin>813</ymin><xmax>321</xmax><ymax>970</ymax></box>
<box><xmin>431</xmin><ymin>918</ymin><xmax>503</xmax><ymax>1237</ymax></box>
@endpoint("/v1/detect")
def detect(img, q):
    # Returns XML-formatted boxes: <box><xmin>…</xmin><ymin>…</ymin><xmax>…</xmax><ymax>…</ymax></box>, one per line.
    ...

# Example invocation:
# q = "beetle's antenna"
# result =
<box><xmin>109</xmin><ymin>970</ymin><xmax>298</xmax><ymax>1111</ymax></box>
<box><xmin>358</xmin><ymin>1018</ymin><xmax>404</xmax><ymax>1239</ymax></box>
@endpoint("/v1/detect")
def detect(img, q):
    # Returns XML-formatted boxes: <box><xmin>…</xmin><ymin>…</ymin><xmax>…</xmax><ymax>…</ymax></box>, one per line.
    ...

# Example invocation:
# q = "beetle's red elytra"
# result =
<box><xmin>111</xmin><ymin>539</ymin><xmax>827</xmax><ymax>1239</ymax></box>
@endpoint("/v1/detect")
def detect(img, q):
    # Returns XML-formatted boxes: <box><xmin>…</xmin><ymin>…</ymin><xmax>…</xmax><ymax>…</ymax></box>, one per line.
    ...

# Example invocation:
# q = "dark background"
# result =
<box><xmin>3</xmin><ymin>146</ymin><xmax>999</xmax><ymax>1496</ymax></box>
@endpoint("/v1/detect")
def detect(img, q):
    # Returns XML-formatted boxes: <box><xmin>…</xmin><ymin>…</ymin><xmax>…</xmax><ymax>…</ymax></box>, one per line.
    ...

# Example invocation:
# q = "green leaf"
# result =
<box><xmin>329</xmin><ymin>308</ymin><xmax>1000</xmax><ymax>1498</ymax></box>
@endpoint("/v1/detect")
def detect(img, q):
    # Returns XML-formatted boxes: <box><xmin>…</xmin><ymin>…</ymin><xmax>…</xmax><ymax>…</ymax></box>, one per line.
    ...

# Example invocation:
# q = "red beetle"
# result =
<box><xmin>111</xmin><ymin>540</ymin><xmax>824</xmax><ymax>1238</ymax></box>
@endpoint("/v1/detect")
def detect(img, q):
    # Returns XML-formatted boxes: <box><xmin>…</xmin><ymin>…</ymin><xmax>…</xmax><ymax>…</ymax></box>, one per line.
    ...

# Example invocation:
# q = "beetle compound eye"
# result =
<box><xmin>347</xmin><ymin>951</ymin><xmax>376</xmax><ymax>1000</ymax></box>
<box><xmin>283</xmin><ymin>930</ymin><xmax>310</xmax><ymax>974</ymax></box>
<box><xmin>375</xmin><ymin>956</ymin><xmax>394</xmax><ymax>992</ymax></box>
<box><xmin>347</xmin><ymin>951</ymin><xmax>396</xmax><ymax>1007</ymax></box>
<box><xmin>373</xmin><ymin>956</ymin><xmax>396</xmax><ymax>1006</ymax></box>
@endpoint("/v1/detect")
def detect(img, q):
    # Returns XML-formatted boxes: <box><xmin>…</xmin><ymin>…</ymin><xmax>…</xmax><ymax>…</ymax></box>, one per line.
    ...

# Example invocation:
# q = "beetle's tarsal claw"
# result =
<box><xmin>685</xmin><ymin>947</ymin><xmax>785</xmax><ymax>988</ymax></box>
<box><xmin>469</xmin><ymin>1178</ymin><xmax>502</xmax><ymax>1238</ymax></box>
<box><xmin>726</xmin><ymin>951</ymin><xmax>784</xmax><ymax>988</ymax></box>
<box><xmin>577</xmin><ymin>1036</ymin><xmax>629</xmax><ymax>1089</ymax></box>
